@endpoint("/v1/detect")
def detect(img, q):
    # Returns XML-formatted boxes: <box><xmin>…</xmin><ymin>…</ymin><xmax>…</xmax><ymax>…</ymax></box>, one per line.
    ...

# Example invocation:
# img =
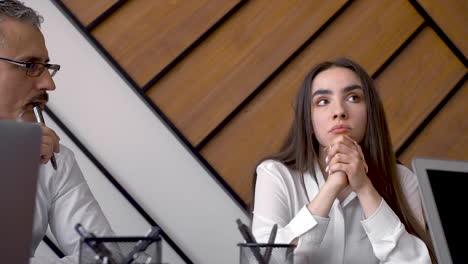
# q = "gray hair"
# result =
<box><xmin>0</xmin><ymin>0</ymin><xmax>43</xmax><ymax>27</ymax></box>
<box><xmin>0</xmin><ymin>0</ymin><xmax>43</xmax><ymax>45</ymax></box>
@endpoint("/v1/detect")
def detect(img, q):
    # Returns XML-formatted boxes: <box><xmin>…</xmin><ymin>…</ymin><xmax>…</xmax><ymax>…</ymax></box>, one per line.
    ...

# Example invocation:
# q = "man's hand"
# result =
<box><xmin>38</xmin><ymin>123</ymin><xmax>60</xmax><ymax>164</ymax></box>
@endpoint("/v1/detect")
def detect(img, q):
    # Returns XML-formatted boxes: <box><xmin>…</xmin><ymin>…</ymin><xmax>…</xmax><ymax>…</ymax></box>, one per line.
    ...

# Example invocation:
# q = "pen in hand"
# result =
<box><xmin>32</xmin><ymin>103</ymin><xmax>57</xmax><ymax>170</ymax></box>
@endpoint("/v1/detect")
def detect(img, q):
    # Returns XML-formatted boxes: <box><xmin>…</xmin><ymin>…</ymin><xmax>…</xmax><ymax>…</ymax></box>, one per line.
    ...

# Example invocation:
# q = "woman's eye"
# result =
<box><xmin>347</xmin><ymin>95</ymin><xmax>360</xmax><ymax>102</ymax></box>
<box><xmin>316</xmin><ymin>99</ymin><xmax>328</xmax><ymax>106</ymax></box>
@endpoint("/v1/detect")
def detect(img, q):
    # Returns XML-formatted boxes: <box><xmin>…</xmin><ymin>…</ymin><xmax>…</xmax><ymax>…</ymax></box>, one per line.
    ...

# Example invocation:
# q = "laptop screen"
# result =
<box><xmin>412</xmin><ymin>157</ymin><xmax>468</xmax><ymax>264</ymax></box>
<box><xmin>426</xmin><ymin>169</ymin><xmax>465</xmax><ymax>264</ymax></box>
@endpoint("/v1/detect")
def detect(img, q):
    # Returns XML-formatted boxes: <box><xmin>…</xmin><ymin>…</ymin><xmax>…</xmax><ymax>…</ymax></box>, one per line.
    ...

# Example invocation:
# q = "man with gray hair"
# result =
<box><xmin>0</xmin><ymin>1</ymin><xmax>114</xmax><ymax>262</ymax></box>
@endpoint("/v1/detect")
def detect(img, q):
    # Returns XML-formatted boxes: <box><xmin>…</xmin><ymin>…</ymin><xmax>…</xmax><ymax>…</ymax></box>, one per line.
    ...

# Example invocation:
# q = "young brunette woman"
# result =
<box><xmin>251</xmin><ymin>57</ymin><xmax>435</xmax><ymax>263</ymax></box>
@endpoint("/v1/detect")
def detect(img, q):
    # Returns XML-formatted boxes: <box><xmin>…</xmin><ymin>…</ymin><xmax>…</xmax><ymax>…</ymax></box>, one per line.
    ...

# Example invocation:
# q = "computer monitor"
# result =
<box><xmin>0</xmin><ymin>120</ymin><xmax>42</xmax><ymax>264</ymax></box>
<box><xmin>412</xmin><ymin>157</ymin><xmax>467</xmax><ymax>264</ymax></box>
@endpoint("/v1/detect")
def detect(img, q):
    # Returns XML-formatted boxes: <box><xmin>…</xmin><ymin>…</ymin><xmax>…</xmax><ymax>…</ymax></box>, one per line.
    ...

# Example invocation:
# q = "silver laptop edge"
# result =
<box><xmin>412</xmin><ymin>157</ymin><xmax>467</xmax><ymax>264</ymax></box>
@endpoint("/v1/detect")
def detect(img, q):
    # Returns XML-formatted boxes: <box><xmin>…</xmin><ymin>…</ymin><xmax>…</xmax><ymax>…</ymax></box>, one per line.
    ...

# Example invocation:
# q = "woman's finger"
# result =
<box><xmin>344</xmin><ymin>135</ymin><xmax>368</xmax><ymax>173</ymax></box>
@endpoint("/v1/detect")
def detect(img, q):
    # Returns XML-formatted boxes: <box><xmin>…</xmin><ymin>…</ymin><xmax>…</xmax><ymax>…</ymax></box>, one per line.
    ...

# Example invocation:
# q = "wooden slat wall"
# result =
<box><xmin>61</xmin><ymin>0</ymin><xmax>116</xmax><ymax>26</ymax></box>
<box><xmin>416</xmin><ymin>0</ymin><xmax>468</xmax><ymax>56</ymax></box>
<box><xmin>375</xmin><ymin>27</ymin><xmax>466</xmax><ymax>150</ymax></box>
<box><xmin>202</xmin><ymin>0</ymin><xmax>423</xmax><ymax>203</ymax></box>
<box><xmin>92</xmin><ymin>0</ymin><xmax>240</xmax><ymax>87</ymax></box>
<box><xmin>59</xmin><ymin>0</ymin><xmax>467</xmax><ymax>208</ymax></box>
<box><xmin>399</xmin><ymin>81</ymin><xmax>468</xmax><ymax>166</ymax></box>
<box><xmin>147</xmin><ymin>0</ymin><xmax>347</xmax><ymax>145</ymax></box>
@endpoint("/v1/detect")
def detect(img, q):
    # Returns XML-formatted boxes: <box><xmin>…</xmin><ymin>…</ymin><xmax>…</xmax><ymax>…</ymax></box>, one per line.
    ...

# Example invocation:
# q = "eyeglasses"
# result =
<box><xmin>0</xmin><ymin>57</ymin><xmax>61</xmax><ymax>77</ymax></box>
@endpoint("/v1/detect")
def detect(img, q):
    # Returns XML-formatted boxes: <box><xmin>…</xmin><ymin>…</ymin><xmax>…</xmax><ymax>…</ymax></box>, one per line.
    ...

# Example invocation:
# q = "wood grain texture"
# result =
<box><xmin>399</xmin><ymin>81</ymin><xmax>468</xmax><ymax>168</ymax></box>
<box><xmin>92</xmin><ymin>0</ymin><xmax>240</xmax><ymax>86</ymax></box>
<box><xmin>61</xmin><ymin>0</ymin><xmax>117</xmax><ymax>26</ymax></box>
<box><xmin>201</xmin><ymin>0</ymin><xmax>423</xmax><ymax>204</ymax></box>
<box><xmin>417</xmin><ymin>0</ymin><xmax>468</xmax><ymax>56</ymax></box>
<box><xmin>147</xmin><ymin>0</ymin><xmax>348</xmax><ymax>146</ymax></box>
<box><xmin>375</xmin><ymin>27</ymin><xmax>467</xmax><ymax>150</ymax></box>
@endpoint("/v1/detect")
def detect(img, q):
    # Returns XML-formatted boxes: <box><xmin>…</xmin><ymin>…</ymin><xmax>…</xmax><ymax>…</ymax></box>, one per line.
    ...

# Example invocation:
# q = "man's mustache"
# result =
<box><xmin>29</xmin><ymin>92</ymin><xmax>49</xmax><ymax>103</ymax></box>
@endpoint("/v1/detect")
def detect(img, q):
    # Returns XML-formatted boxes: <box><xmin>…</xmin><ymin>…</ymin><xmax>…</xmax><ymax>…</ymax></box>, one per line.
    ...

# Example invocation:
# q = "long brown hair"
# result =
<box><xmin>252</xmin><ymin>57</ymin><xmax>435</xmax><ymax>262</ymax></box>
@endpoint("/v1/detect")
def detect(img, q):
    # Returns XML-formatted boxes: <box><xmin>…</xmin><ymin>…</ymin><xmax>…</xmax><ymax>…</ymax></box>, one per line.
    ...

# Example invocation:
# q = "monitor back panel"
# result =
<box><xmin>0</xmin><ymin>121</ymin><xmax>41</xmax><ymax>263</ymax></box>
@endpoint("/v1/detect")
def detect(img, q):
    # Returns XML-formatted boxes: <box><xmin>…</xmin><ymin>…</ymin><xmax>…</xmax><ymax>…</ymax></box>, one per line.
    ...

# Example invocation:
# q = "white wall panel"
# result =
<box><xmin>42</xmin><ymin>113</ymin><xmax>184</xmax><ymax>264</ymax></box>
<box><xmin>24</xmin><ymin>1</ymin><xmax>249</xmax><ymax>263</ymax></box>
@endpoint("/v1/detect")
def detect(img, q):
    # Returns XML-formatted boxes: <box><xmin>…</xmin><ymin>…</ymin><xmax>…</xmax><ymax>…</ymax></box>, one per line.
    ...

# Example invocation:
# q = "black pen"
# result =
<box><xmin>236</xmin><ymin>219</ymin><xmax>265</xmax><ymax>264</ymax></box>
<box><xmin>264</xmin><ymin>224</ymin><xmax>277</xmax><ymax>264</ymax></box>
<box><xmin>32</xmin><ymin>103</ymin><xmax>57</xmax><ymax>170</ymax></box>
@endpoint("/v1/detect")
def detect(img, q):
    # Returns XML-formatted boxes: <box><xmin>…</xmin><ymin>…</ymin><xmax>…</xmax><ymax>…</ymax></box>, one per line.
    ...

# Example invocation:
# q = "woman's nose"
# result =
<box><xmin>332</xmin><ymin>102</ymin><xmax>348</xmax><ymax>119</ymax></box>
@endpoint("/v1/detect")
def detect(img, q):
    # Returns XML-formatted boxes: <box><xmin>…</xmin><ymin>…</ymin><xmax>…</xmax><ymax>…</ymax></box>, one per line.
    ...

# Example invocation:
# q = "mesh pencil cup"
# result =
<box><xmin>238</xmin><ymin>243</ymin><xmax>295</xmax><ymax>264</ymax></box>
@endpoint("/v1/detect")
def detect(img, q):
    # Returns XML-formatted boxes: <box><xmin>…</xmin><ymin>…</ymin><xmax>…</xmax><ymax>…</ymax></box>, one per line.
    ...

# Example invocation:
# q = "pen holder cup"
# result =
<box><xmin>238</xmin><ymin>243</ymin><xmax>295</xmax><ymax>264</ymax></box>
<box><xmin>79</xmin><ymin>236</ymin><xmax>162</xmax><ymax>264</ymax></box>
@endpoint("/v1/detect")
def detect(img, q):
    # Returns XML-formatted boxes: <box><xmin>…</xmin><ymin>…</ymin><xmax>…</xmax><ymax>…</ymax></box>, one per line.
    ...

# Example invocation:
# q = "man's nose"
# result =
<box><xmin>36</xmin><ymin>70</ymin><xmax>56</xmax><ymax>91</ymax></box>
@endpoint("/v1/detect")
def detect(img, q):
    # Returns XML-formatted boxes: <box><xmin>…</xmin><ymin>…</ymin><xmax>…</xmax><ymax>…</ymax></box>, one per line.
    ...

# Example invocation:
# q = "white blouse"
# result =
<box><xmin>252</xmin><ymin>159</ymin><xmax>430</xmax><ymax>264</ymax></box>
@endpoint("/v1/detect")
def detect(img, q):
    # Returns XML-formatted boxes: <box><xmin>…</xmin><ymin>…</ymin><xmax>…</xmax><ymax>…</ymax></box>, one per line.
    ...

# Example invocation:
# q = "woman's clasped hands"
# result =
<box><xmin>325</xmin><ymin>135</ymin><xmax>370</xmax><ymax>195</ymax></box>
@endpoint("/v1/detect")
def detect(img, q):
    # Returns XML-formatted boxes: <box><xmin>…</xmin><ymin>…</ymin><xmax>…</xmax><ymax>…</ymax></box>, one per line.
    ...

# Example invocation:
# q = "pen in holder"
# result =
<box><xmin>79</xmin><ymin>237</ymin><xmax>163</xmax><ymax>264</ymax></box>
<box><xmin>76</xmin><ymin>224</ymin><xmax>163</xmax><ymax>264</ymax></box>
<box><xmin>236</xmin><ymin>220</ymin><xmax>295</xmax><ymax>264</ymax></box>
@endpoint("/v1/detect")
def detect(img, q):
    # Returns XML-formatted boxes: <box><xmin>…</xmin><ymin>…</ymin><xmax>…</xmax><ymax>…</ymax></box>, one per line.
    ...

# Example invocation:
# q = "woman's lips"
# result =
<box><xmin>330</xmin><ymin>125</ymin><xmax>351</xmax><ymax>134</ymax></box>
<box><xmin>331</xmin><ymin>128</ymin><xmax>350</xmax><ymax>134</ymax></box>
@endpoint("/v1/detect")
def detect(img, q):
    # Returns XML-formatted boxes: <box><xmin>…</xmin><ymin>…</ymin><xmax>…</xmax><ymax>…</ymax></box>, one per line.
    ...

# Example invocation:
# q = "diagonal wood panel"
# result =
<box><xmin>416</xmin><ymin>0</ymin><xmax>468</xmax><ymax>56</ymax></box>
<box><xmin>147</xmin><ymin>0</ymin><xmax>348</xmax><ymax>146</ymax></box>
<box><xmin>55</xmin><ymin>0</ymin><xmax>466</xmax><ymax>218</ymax></box>
<box><xmin>399</xmin><ymin>81</ymin><xmax>468</xmax><ymax>167</ymax></box>
<box><xmin>61</xmin><ymin>0</ymin><xmax>117</xmax><ymax>26</ymax></box>
<box><xmin>92</xmin><ymin>0</ymin><xmax>240</xmax><ymax>87</ymax></box>
<box><xmin>201</xmin><ymin>0</ymin><xmax>424</xmax><ymax>204</ymax></box>
<box><xmin>375</xmin><ymin>27</ymin><xmax>467</xmax><ymax>150</ymax></box>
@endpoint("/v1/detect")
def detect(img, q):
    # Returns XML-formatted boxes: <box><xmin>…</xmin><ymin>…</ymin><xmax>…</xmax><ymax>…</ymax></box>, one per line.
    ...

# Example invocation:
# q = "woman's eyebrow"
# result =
<box><xmin>343</xmin><ymin>84</ymin><xmax>362</xmax><ymax>93</ymax></box>
<box><xmin>311</xmin><ymin>84</ymin><xmax>362</xmax><ymax>98</ymax></box>
<box><xmin>311</xmin><ymin>89</ymin><xmax>331</xmax><ymax>98</ymax></box>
